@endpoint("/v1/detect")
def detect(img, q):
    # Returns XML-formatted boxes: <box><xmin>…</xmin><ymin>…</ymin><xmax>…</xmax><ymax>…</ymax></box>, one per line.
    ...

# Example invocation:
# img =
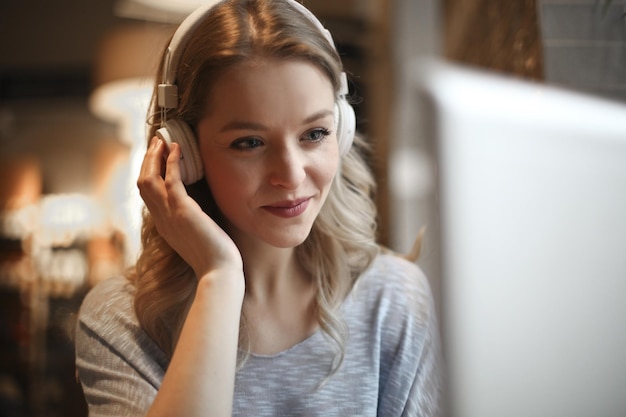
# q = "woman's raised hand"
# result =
<box><xmin>137</xmin><ymin>138</ymin><xmax>243</xmax><ymax>417</ymax></box>
<box><xmin>137</xmin><ymin>137</ymin><xmax>243</xmax><ymax>278</ymax></box>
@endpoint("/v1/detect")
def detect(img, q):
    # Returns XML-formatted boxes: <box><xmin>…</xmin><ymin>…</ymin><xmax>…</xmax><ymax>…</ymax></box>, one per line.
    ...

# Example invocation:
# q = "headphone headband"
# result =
<box><xmin>158</xmin><ymin>0</ymin><xmax>347</xmax><ymax>109</ymax></box>
<box><xmin>161</xmin><ymin>0</ymin><xmax>222</xmax><ymax>87</ymax></box>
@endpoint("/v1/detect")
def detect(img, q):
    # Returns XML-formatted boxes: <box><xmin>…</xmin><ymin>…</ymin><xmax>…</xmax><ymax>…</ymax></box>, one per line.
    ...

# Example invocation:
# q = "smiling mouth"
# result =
<box><xmin>262</xmin><ymin>197</ymin><xmax>312</xmax><ymax>218</ymax></box>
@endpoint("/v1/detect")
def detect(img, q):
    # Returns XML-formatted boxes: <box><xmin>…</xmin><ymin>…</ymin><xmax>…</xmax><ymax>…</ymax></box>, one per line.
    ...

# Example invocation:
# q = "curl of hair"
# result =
<box><xmin>128</xmin><ymin>0</ymin><xmax>380</xmax><ymax>372</ymax></box>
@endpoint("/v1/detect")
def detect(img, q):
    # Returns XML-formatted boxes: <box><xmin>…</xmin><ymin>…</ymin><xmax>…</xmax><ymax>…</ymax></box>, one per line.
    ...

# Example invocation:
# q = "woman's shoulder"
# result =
<box><xmin>75</xmin><ymin>276</ymin><xmax>169</xmax><ymax>398</ymax></box>
<box><xmin>77</xmin><ymin>276</ymin><xmax>137</xmax><ymax>333</ymax></box>
<box><xmin>354</xmin><ymin>256</ymin><xmax>443</xmax><ymax>415</ymax></box>
<box><xmin>349</xmin><ymin>253</ymin><xmax>435</xmax><ymax>325</ymax></box>
<box><xmin>360</xmin><ymin>253</ymin><xmax>432</xmax><ymax>297</ymax></box>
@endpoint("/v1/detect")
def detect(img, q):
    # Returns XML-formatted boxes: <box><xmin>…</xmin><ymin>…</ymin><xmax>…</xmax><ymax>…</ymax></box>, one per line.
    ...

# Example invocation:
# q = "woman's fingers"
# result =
<box><xmin>138</xmin><ymin>138</ymin><xmax>186</xmax><ymax>212</ymax></box>
<box><xmin>163</xmin><ymin>142</ymin><xmax>190</xmax><ymax>207</ymax></box>
<box><xmin>140</xmin><ymin>137</ymin><xmax>164</xmax><ymax>179</ymax></box>
<box><xmin>137</xmin><ymin>138</ymin><xmax>166</xmax><ymax>210</ymax></box>
<box><xmin>164</xmin><ymin>141</ymin><xmax>181</xmax><ymax>182</ymax></box>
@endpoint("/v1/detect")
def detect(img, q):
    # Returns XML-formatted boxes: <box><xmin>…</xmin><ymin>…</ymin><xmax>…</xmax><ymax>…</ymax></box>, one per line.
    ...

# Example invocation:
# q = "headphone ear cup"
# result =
<box><xmin>155</xmin><ymin>120</ymin><xmax>204</xmax><ymax>185</ymax></box>
<box><xmin>335</xmin><ymin>98</ymin><xmax>356</xmax><ymax>156</ymax></box>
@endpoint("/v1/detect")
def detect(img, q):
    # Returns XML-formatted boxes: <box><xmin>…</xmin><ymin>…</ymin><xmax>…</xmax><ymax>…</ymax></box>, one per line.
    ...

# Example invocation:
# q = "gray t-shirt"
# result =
<box><xmin>75</xmin><ymin>254</ymin><xmax>442</xmax><ymax>416</ymax></box>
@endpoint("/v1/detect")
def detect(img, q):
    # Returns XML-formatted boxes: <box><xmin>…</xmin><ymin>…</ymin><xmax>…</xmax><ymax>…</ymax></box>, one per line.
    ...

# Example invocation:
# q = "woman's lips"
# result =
<box><xmin>262</xmin><ymin>197</ymin><xmax>311</xmax><ymax>218</ymax></box>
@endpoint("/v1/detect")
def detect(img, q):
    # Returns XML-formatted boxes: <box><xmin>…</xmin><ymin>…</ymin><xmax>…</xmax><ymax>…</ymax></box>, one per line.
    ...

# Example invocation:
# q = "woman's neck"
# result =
<box><xmin>236</xmin><ymin>237</ymin><xmax>319</xmax><ymax>355</ymax></box>
<box><xmin>232</xmin><ymin>234</ymin><xmax>306</xmax><ymax>301</ymax></box>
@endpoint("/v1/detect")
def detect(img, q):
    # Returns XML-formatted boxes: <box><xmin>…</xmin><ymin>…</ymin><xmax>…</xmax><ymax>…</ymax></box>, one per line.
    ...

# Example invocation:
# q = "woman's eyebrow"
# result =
<box><xmin>219</xmin><ymin>109</ymin><xmax>335</xmax><ymax>133</ymax></box>
<box><xmin>303</xmin><ymin>109</ymin><xmax>334</xmax><ymax>124</ymax></box>
<box><xmin>220</xmin><ymin>120</ymin><xmax>268</xmax><ymax>132</ymax></box>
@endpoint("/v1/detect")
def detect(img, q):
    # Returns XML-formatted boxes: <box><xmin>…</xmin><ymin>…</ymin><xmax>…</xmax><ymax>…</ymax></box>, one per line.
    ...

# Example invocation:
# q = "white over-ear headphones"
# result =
<box><xmin>155</xmin><ymin>0</ymin><xmax>356</xmax><ymax>185</ymax></box>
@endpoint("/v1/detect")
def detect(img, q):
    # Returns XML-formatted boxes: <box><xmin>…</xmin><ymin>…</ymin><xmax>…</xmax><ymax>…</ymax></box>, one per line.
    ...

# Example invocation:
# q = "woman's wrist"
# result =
<box><xmin>196</xmin><ymin>268</ymin><xmax>245</xmax><ymax>304</ymax></box>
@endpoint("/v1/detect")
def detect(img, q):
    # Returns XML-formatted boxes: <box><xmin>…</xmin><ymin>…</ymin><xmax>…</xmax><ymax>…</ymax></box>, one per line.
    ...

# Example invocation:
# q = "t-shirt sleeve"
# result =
<box><xmin>74</xmin><ymin>278</ymin><xmax>167</xmax><ymax>417</ymax></box>
<box><xmin>375</xmin><ymin>256</ymin><xmax>443</xmax><ymax>417</ymax></box>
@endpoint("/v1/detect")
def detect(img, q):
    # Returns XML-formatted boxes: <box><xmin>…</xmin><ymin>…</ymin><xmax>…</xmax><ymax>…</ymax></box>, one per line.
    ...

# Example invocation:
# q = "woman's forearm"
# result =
<box><xmin>146</xmin><ymin>270</ymin><xmax>245</xmax><ymax>417</ymax></box>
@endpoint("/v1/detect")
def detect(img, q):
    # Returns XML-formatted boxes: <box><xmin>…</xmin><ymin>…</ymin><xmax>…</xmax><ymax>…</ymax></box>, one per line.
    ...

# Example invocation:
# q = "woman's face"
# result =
<box><xmin>196</xmin><ymin>58</ymin><xmax>339</xmax><ymax>249</ymax></box>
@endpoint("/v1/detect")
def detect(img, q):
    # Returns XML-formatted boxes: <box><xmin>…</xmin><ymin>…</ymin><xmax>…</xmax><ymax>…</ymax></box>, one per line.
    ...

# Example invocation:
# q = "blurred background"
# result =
<box><xmin>0</xmin><ymin>0</ymin><xmax>624</xmax><ymax>415</ymax></box>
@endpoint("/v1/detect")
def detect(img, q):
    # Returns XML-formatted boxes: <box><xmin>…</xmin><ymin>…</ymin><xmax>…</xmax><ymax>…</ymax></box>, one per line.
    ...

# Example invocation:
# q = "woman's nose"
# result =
<box><xmin>267</xmin><ymin>144</ymin><xmax>306</xmax><ymax>189</ymax></box>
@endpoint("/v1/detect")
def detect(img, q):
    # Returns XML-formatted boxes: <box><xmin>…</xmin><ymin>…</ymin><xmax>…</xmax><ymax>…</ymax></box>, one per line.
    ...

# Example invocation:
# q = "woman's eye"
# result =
<box><xmin>303</xmin><ymin>128</ymin><xmax>331</xmax><ymax>143</ymax></box>
<box><xmin>231</xmin><ymin>137</ymin><xmax>264</xmax><ymax>150</ymax></box>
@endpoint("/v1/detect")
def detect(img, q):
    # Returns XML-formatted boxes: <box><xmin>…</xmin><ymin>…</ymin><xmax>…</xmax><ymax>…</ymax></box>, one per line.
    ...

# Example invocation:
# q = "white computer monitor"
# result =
<box><xmin>412</xmin><ymin>59</ymin><xmax>626</xmax><ymax>417</ymax></box>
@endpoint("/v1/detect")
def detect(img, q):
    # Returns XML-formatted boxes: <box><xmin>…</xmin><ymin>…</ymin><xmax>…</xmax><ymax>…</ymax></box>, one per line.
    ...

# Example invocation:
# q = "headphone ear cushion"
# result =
<box><xmin>156</xmin><ymin>120</ymin><xmax>204</xmax><ymax>185</ymax></box>
<box><xmin>335</xmin><ymin>98</ymin><xmax>356</xmax><ymax>156</ymax></box>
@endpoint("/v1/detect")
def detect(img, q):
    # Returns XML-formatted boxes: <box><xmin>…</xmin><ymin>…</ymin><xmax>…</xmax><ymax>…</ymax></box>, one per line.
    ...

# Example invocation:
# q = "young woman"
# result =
<box><xmin>75</xmin><ymin>0</ymin><xmax>442</xmax><ymax>415</ymax></box>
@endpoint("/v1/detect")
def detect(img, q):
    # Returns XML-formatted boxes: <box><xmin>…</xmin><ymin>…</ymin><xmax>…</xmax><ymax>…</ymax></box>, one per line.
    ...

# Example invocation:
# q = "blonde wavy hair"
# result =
<box><xmin>128</xmin><ymin>0</ymin><xmax>380</xmax><ymax>372</ymax></box>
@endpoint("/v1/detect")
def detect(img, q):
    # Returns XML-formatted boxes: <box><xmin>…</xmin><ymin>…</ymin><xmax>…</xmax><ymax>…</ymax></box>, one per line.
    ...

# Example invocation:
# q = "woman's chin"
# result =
<box><xmin>264</xmin><ymin>232</ymin><xmax>310</xmax><ymax>249</ymax></box>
